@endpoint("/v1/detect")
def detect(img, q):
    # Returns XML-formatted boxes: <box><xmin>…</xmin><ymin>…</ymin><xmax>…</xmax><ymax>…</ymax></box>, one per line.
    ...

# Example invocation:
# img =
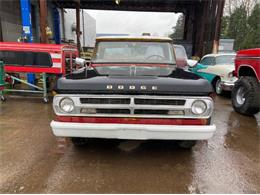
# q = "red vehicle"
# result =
<box><xmin>0</xmin><ymin>42</ymin><xmax>78</xmax><ymax>75</ymax></box>
<box><xmin>231</xmin><ymin>48</ymin><xmax>260</xmax><ymax>115</ymax></box>
<box><xmin>0</xmin><ymin>42</ymin><xmax>79</xmax><ymax>102</ymax></box>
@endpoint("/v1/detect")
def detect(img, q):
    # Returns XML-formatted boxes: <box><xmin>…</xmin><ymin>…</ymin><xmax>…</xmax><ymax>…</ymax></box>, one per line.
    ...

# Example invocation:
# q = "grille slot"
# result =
<box><xmin>134</xmin><ymin>109</ymin><xmax>169</xmax><ymax>115</ymax></box>
<box><xmin>96</xmin><ymin>109</ymin><xmax>130</xmax><ymax>114</ymax></box>
<box><xmin>80</xmin><ymin>98</ymin><xmax>131</xmax><ymax>104</ymax></box>
<box><xmin>135</xmin><ymin>99</ymin><xmax>185</xmax><ymax>105</ymax></box>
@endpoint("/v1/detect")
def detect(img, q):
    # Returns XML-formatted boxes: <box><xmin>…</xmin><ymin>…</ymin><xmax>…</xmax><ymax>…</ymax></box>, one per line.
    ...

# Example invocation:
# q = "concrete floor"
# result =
<box><xmin>0</xmin><ymin>95</ymin><xmax>259</xmax><ymax>193</ymax></box>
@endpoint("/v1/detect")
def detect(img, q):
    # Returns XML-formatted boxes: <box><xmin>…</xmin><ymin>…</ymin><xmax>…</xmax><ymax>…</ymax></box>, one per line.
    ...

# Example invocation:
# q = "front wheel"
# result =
<box><xmin>214</xmin><ymin>78</ymin><xmax>223</xmax><ymax>95</ymax></box>
<box><xmin>231</xmin><ymin>76</ymin><xmax>259</xmax><ymax>116</ymax></box>
<box><xmin>177</xmin><ymin>140</ymin><xmax>197</xmax><ymax>149</ymax></box>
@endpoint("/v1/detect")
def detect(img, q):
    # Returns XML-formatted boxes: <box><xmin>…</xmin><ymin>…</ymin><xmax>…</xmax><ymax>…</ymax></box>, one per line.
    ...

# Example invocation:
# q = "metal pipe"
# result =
<box><xmin>7</xmin><ymin>74</ymin><xmax>43</xmax><ymax>90</ymax></box>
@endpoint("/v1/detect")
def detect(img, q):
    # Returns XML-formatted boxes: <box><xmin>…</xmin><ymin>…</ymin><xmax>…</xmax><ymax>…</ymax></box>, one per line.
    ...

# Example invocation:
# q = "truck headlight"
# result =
<box><xmin>59</xmin><ymin>98</ymin><xmax>75</xmax><ymax>113</ymax></box>
<box><xmin>191</xmin><ymin>100</ymin><xmax>207</xmax><ymax>115</ymax></box>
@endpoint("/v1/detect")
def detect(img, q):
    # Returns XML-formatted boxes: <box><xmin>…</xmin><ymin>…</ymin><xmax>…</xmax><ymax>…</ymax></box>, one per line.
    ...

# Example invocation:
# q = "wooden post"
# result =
<box><xmin>39</xmin><ymin>0</ymin><xmax>47</xmax><ymax>43</ymax></box>
<box><xmin>183</xmin><ymin>11</ymin><xmax>189</xmax><ymax>40</ymax></box>
<box><xmin>198</xmin><ymin>0</ymin><xmax>209</xmax><ymax>57</ymax></box>
<box><xmin>76</xmin><ymin>3</ymin><xmax>81</xmax><ymax>53</ymax></box>
<box><xmin>212</xmin><ymin>0</ymin><xmax>225</xmax><ymax>53</ymax></box>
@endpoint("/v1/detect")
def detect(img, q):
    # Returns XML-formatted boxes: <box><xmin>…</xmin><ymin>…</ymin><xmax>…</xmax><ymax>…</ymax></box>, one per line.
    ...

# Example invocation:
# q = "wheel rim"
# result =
<box><xmin>215</xmin><ymin>79</ymin><xmax>222</xmax><ymax>94</ymax></box>
<box><xmin>236</xmin><ymin>86</ymin><xmax>246</xmax><ymax>105</ymax></box>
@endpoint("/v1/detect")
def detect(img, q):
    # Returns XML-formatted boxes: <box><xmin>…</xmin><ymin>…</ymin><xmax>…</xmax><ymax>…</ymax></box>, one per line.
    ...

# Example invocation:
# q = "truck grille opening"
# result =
<box><xmin>134</xmin><ymin>99</ymin><xmax>185</xmax><ymax>105</ymax></box>
<box><xmin>80</xmin><ymin>98</ymin><xmax>131</xmax><ymax>104</ymax></box>
<box><xmin>96</xmin><ymin>109</ymin><xmax>130</xmax><ymax>114</ymax></box>
<box><xmin>134</xmin><ymin>109</ymin><xmax>169</xmax><ymax>115</ymax></box>
<box><xmin>55</xmin><ymin>95</ymin><xmax>213</xmax><ymax>119</ymax></box>
<box><xmin>71</xmin><ymin>95</ymin><xmax>194</xmax><ymax>118</ymax></box>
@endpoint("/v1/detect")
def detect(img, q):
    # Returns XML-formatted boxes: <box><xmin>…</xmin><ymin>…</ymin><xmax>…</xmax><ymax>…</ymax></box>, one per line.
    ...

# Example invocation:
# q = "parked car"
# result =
<box><xmin>50</xmin><ymin>36</ymin><xmax>216</xmax><ymax>149</ymax></box>
<box><xmin>189</xmin><ymin>53</ymin><xmax>237</xmax><ymax>95</ymax></box>
<box><xmin>231</xmin><ymin>48</ymin><xmax>260</xmax><ymax>116</ymax></box>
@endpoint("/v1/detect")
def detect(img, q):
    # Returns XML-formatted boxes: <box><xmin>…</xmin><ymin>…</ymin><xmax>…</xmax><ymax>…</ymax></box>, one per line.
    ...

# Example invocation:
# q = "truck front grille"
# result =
<box><xmin>53</xmin><ymin>94</ymin><xmax>213</xmax><ymax>119</ymax></box>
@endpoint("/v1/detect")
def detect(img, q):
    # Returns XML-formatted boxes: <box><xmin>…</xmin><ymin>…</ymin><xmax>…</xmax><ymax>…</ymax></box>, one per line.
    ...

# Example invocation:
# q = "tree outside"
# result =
<box><xmin>169</xmin><ymin>14</ymin><xmax>184</xmax><ymax>40</ymax></box>
<box><xmin>221</xmin><ymin>1</ymin><xmax>259</xmax><ymax>50</ymax></box>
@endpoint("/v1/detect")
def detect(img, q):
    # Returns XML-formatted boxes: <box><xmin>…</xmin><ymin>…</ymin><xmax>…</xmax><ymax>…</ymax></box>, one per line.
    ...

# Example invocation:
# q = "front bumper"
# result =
<box><xmin>220</xmin><ymin>81</ymin><xmax>236</xmax><ymax>91</ymax></box>
<box><xmin>50</xmin><ymin>121</ymin><xmax>216</xmax><ymax>140</ymax></box>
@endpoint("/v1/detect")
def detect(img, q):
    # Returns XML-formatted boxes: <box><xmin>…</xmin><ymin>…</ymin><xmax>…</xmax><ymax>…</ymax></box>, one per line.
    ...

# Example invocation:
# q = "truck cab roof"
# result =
<box><xmin>96</xmin><ymin>36</ymin><xmax>173</xmax><ymax>42</ymax></box>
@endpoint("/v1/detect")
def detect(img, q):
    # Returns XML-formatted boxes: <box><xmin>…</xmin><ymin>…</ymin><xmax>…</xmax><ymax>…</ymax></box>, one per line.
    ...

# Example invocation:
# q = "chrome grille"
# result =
<box><xmin>53</xmin><ymin>94</ymin><xmax>214</xmax><ymax>119</ymax></box>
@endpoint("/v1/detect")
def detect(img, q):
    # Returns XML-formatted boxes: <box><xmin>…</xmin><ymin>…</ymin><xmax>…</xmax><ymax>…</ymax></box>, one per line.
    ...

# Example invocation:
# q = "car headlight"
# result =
<box><xmin>59</xmin><ymin>98</ymin><xmax>75</xmax><ymax>113</ymax></box>
<box><xmin>191</xmin><ymin>100</ymin><xmax>207</xmax><ymax>115</ymax></box>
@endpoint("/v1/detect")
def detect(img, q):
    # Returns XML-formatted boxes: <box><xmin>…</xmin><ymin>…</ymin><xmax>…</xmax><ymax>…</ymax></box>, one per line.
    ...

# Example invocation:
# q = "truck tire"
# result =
<box><xmin>232</xmin><ymin>76</ymin><xmax>259</xmax><ymax>116</ymax></box>
<box><xmin>177</xmin><ymin>140</ymin><xmax>197</xmax><ymax>149</ymax></box>
<box><xmin>71</xmin><ymin>137</ymin><xmax>88</xmax><ymax>147</ymax></box>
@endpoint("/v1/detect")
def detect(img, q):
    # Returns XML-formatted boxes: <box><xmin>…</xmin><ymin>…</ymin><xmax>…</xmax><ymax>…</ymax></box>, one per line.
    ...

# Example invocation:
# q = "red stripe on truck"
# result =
<box><xmin>56</xmin><ymin>116</ymin><xmax>208</xmax><ymax>125</ymax></box>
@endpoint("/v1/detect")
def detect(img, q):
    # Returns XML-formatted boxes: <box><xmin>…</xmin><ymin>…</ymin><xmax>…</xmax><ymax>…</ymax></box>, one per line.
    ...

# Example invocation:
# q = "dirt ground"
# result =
<box><xmin>0</xmin><ymin>95</ymin><xmax>259</xmax><ymax>193</ymax></box>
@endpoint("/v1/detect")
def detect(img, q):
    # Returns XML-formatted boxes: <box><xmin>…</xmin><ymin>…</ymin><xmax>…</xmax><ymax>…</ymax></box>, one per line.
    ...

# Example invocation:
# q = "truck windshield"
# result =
<box><xmin>92</xmin><ymin>41</ymin><xmax>175</xmax><ymax>65</ymax></box>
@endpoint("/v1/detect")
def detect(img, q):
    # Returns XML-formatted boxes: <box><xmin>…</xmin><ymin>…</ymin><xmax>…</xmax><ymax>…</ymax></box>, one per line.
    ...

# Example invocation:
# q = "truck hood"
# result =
<box><xmin>56</xmin><ymin>69</ymin><xmax>213</xmax><ymax>96</ymax></box>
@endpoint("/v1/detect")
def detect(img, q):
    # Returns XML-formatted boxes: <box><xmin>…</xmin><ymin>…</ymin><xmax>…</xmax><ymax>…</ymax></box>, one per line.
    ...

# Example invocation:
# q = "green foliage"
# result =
<box><xmin>221</xmin><ymin>16</ymin><xmax>230</xmax><ymax>39</ymax></box>
<box><xmin>169</xmin><ymin>15</ymin><xmax>184</xmax><ymax>40</ymax></box>
<box><xmin>240</xmin><ymin>3</ymin><xmax>260</xmax><ymax>49</ymax></box>
<box><xmin>221</xmin><ymin>3</ymin><xmax>260</xmax><ymax>50</ymax></box>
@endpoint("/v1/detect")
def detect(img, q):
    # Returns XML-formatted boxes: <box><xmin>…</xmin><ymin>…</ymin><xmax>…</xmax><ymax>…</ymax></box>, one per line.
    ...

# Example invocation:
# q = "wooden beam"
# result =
<box><xmin>39</xmin><ymin>0</ymin><xmax>47</xmax><ymax>43</ymax></box>
<box><xmin>212</xmin><ymin>0</ymin><xmax>225</xmax><ymax>53</ymax></box>
<box><xmin>194</xmin><ymin>1</ymin><xmax>209</xmax><ymax>57</ymax></box>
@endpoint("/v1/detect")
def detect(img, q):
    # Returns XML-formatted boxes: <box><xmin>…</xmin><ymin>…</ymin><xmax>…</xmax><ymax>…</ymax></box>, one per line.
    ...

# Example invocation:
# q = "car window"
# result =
<box><xmin>215</xmin><ymin>55</ymin><xmax>235</xmax><ymax>65</ymax></box>
<box><xmin>0</xmin><ymin>51</ymin><xmax>52</xmax><ymax>67</ymax></box>
<box><xmin>200</xmin><ymin>57</ymin><xmax>215</xmax><ymax>66</ymax></box>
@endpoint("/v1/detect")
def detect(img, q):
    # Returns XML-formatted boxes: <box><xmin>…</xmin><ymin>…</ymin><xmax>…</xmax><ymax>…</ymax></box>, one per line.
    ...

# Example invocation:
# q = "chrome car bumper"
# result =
<box><xmin>50</xmin><ymin>121</ymin><xmax>216</xmax><ymax>140</ymax></box>
<box><xmin>220</xmin><ymin>81</ymin><xmax>236</xmax><ymax>91</ymax></box>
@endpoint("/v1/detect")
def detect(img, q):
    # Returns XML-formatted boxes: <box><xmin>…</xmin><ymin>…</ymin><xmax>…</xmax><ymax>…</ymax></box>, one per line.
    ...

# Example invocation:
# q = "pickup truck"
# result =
<box><xmin>231</xmin><ymin>48</ymin><xmax>260</xmax><ymax>116</ymax></box>
<box><xmin>50</xmin><ymin>36</ymin><xmax>216</xmax><ymax>149</ymax></box>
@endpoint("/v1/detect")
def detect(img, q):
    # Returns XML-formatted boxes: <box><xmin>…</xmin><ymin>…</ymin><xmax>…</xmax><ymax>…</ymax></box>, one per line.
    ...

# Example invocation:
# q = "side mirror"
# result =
<box><xmin>187</xmin><ymin>59</ymin><xmax>198</xmax><ymax>68</ymax></box>
<box><xmin>75</xmin><ymin>57</ymin><xmax>86</xmax><ymax>67</ymax></box>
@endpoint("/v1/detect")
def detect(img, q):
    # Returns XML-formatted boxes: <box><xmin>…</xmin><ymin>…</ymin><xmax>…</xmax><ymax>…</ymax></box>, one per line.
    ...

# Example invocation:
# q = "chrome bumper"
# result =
<box><xmin>50</xmin><ymin>121</ymin><xmax>216</xmax><ymax>140</ymax></box>
<box><xmin>220</xmin><ymin>81</ymin><xmax>235</xmax><ymax>91</ymax></box>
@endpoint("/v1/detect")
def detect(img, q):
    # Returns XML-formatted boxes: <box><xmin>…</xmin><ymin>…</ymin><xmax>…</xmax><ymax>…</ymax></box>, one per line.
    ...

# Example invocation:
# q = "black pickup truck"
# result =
<box><xmin>50</xmin><ymin>36</ymin><xmax>216</xmax><ymax>149</ymax></box>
